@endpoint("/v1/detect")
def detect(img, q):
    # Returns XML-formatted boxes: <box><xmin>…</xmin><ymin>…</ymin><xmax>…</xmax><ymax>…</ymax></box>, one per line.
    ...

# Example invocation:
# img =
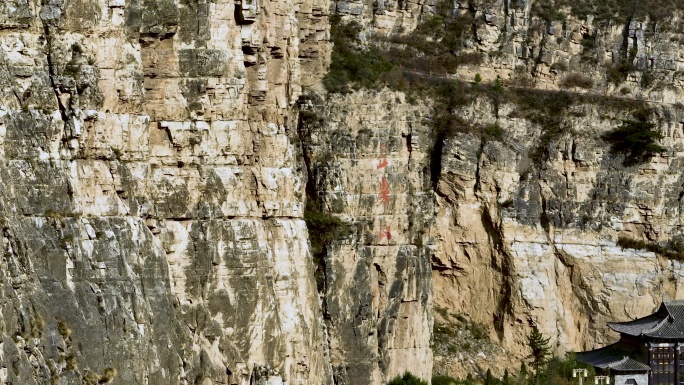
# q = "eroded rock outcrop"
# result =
<box><xmin>299</xmin><ymin>90</ymin><xmax>434</xmax><ymax>383</ymax></box>
<box><xmin>0</xmin><ymin>0</ymin><xmax>333</xmax><ymax>383</ymax></box>
<box><xmin>320</xmin><ymin>0</ymin><xmax>684</xmax><ymax>379</ymax></box>
<box><xmin>8</xmin><ymin>0</ymin><xmax>684</xmax><ymax>383</ymax></box>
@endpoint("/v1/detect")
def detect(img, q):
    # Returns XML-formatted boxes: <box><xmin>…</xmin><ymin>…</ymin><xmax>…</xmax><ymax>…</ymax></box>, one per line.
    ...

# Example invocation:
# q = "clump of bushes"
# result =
<box><xmin>433</xmin><ymin>310</ymin><xmax>490</xmax><ymax>357</ymax></box>
<box><xmin>482</xmin><ymin>124</ymin><xmax>504</xmax><ymax>142</ymax></box>
<box><xmin>531</xmin><ymin>0</ymin><xmax>684</xmax><ymax>23</ymax></box>
<box><xmin>386</xmin><ymin>5</ymin><xmax>483</xmax><ymax>73</ymax></box>
<box><xmin>602</xmin><ymin>109</ymin><xmax>664</xmax><ymax>165</ymax></box>
<box><xmin>304</xmin><ymin>208</ymin><xmax>349</xmax><ymax>254</ymax></box>
<box><xmin>389</xmin><ymin>372</ymin><xmax>428</xmax><ymax>385</ymax></box>
<box><xmin>560</xmin><ymin>73</ymin><xmax>593</xmax><ymax>89</ymax></box>
<box><xmin>531</xmin><ymin>1</ymin><xmax>566</xmax><ymax>22</ymax></box>
<box><xmin>304</xmin><ymin>203</ymin><xmax>352</xmax><ymax>290</ymax></box>
<box><xmin>509</xmin><ymin>89</ymin><xmax>575</xmax><ymax>163</ymax></box>
<box><xmin>617</xmin><ymin>236</ymin><xmax>684</xmax><ymax>260</ymax></box>
<box><xmin>432</xmin><ymin>375</ymin><xmax>463</xmax><ymax>385</ymax></box>
<box><xmin>607</xmin><ymin>62</ymin><xmax>636</xmax><ymax>85</ymax></box>
<box><xmin>323</xmin><ymin>16</ymin><xmax>394</xmax><ymax>93</ymax></box>
<box><xmin>433</xmin><ymin>353</ymin><xmax>594</xmax><ymax>385</ymax></box>
<box><xmin>324</xmin><ymin>0</ymin><xmax>486</xmax><ymax>94</ymax></box>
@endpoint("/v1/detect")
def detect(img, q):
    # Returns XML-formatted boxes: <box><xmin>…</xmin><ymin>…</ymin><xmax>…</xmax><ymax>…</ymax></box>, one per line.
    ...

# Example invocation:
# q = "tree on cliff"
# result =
<box><xmin>602</xmin><ymin>109</ymin><xmax>665</xmax><ymax>166</ymax></box>
<box><xmin>484</xmin><ymin>369</ymin><xmax>498</xmax><ymax>385</ymax></box>
<box><xmin>501</xmin><ymin>369</ymin><xmax>512</xmax><ymax>385</ymax></box>
<box><xmin>527</xmin><ymin>326</ymin><xmax>551</xmax><ymax>383</ymax></box>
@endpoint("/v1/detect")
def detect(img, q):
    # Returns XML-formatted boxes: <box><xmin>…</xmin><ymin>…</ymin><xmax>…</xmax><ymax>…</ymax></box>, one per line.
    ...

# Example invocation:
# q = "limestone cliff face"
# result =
<box><xmin>299</xmin><ymin>90</ymin><xmax>434</xmax><ymax>383</ymax></box>
<box><xmin>0</xmin><ymin>0</ymin><xmax>333</xmax><ymax>383</ymax></box>
<box><xmin>8</xmin><ymin>0</ymin><xmax>684</xmax><ymax>383</ymax></box>
<box><xmin>321</xmin><ymin>0</ymin><xmax>684</xmax><ymax>379</ymax></box>
<box><xmin>432</xmin><ymin>99</ymin><xmax>684</xmax><ymax>376</ymax></box>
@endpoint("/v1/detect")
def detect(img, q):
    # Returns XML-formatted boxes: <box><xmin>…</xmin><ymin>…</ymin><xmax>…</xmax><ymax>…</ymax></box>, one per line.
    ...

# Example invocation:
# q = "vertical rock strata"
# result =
<box><xmin>9</xmin><ymin>0</ymin><xmax>684</xmax><ymax>382</ymax></box>
<box><xmin>0</xmin><ymin>0</ymin><xmax>332</xmax><ymax>383</ymax></box>
<box><xmin>299</xmin><ymin>91</ymin><xmax>434</xmax><ymax>384</ymax></box>
<box><xmin>322</xmin><ymin>0</ymin><xmax>684</xmax><ymax>378</ymax></box>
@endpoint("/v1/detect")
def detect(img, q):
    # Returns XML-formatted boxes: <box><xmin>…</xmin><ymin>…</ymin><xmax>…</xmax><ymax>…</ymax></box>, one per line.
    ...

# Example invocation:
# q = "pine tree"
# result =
<box><xmin>484</xmin><ymin>369</ymin><xmax>497</xmax><ymax>385</ymax></box>
<box><xmin>465</xmin><ymin>373</ymin><xmax>474</xmax><ymax>385</ymax></box>
<box><xmin>502</xmin><ymin>369</ymin><xmax>511</xmax><ymax>385</ymax></box>
<box><xmin>519</xmin><ymin>363</ymin><xmax>528</xmax><ymax>378</ymax></box>
<box><xmin>493</xmin><ymin>76</ymin><xmax>504</xmax><ymax>93</ymax></box>
<box><xmin>527</xmin><ymin>326</ymin><xmax>551</xmax><ymax>383</ymax></box>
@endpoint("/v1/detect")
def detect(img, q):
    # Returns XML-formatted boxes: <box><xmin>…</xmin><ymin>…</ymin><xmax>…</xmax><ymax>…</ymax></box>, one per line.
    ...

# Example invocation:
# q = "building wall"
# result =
<box><xmin>614</xmin><ymin>374</ymin><xmax>648</xmax><ymax>385</ymax></box>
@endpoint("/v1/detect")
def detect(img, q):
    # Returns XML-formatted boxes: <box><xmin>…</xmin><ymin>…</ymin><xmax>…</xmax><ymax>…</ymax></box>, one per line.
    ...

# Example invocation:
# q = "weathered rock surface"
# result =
<box><xmin>9</xmin><ymin>0</ymin><xmax>684</xmax><ymax>383</ymax></box>
<box><xmin>432</xmin><ymin>99</ymin><xmax>684</xmax><ymax>378</ymax></box>
<box><xmin>299</xmin><ymin>90</ymin><xmax>434</xmax><ymax>384</ymax></box>
<box><xmin>321</xmin><ymin>0</ymin><xmax>684</xmax><ymax>379</ymax></box>
<box><xmin>0</xmin><ymin>0</ymin><xmax>333</xmax><ymax>383</ymax></box>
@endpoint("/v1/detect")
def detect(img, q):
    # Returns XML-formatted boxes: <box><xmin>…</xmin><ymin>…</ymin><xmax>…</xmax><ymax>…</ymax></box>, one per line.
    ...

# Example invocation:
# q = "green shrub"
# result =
<box><xmin>324</xmin><ymin>0</ymin><xmax>484</xmax><ymax>94</ymax></box>
<box><xmin>531</xmin><ymin>1</ymin><xmax>566</xmax><ymax>21</ymax></box>
<box><xmin>602</xmin><ymin>112</ymin><xmax>665</xmax><ymax>165</ymax></box>
<box><xmin>532</xmin><ymin>0</ymin><xmax>684</xmax><ymax>22</ymax></box>
<box><xmin>381</xmin><ymin>3</ymin><xmax>481</xmax><ymax>75</ymax></box>
<box><xmin>304</xmin><ymin>208</ymin><xmax>350</xmax><ymax>256</ymax></box>
<box><xmin>482</xmin><ymin>124</ymin><xmax>504</xmax><ymax>142</ymax></box>
<box><xmin>560</xmin><ymin>73</ymin><xmax>593</xmax><ymax>89</ymax></box>
<box><xmin>304</xmin><ymin>205</ymin><xmax>351</xmax><ymax>290</ymax></box>
<box><xmin>323</xmin><ymin>16</ymin><xmax>394</xmax><ymax>93</ymax></box>
<box><xmin>431</xmin><ymin>354</ymin><xmax>594</xmax><ymax>385</ymax></box>
<box><xmin>469</xmin><ymin>321</ymin><xmax>488</xmax><ymax>340</ymax></box>
<box><xmin>511</xmin><ymin>90</ymin><xmax>575</xmax><ymax>163</ymax></box>
<box><xmin>641</xmin><ymin>70</ymin><xmax>655</xmax><ymax>88</ymax></box>
<box><xmin>580</xmin><ymin>33</ymin><xmax>597</xmax><ymax>49</ymax></box>
<box><xmin>607</xmin><ymin>63</ymin><xmax>635</xmax><ymax>85</ymax></box>
<box><xmin>388</xmin><ymin>372</ymin><xmax>428</xmax><ymax>385</ymax></box>
<box><xmin>617</xmin><ymin>236</ymin><xmax>684</xmax><ymax>260</ymax></box>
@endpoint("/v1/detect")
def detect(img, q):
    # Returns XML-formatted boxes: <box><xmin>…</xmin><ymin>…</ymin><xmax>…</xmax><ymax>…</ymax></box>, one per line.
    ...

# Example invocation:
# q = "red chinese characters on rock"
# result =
<box><xmin>379</xmin><ymin>176</ymin><xmax>391</xmax><ymax>204</ymax></box>
<box><xmin>378</xmin><ymin>226</ymin><xmax>392</xmax><ymax>242</ymax></box>
<box><xmin>377</xmin><ymin>143</ymin><xmax>389</xmax><ymax>169</ymax></box>
<box><xmin>377</xmin><ymin>143</ymin><xmax>392</xmax><ymax>242</ymax></box>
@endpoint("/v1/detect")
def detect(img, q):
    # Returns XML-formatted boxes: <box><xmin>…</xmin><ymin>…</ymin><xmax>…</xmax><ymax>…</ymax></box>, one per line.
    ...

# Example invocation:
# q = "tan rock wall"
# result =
<box><xmin>322</xmin><ymin>0</ymin><xmax>684</xmax><ymax>378</ymax></box>
<box><xmin>300</xmin><ymin>90</ymin><xmax>434</xmax><ymax>383</ymax></box>
<box><xmin>0</xmin><ymin>0</ymin><xmax>334</xmax><ymax>383</ymax></box>
<box><xmin>432</xmin><ymin>98</ymin><xmax>684</xmax><ymax>377</ymax></box>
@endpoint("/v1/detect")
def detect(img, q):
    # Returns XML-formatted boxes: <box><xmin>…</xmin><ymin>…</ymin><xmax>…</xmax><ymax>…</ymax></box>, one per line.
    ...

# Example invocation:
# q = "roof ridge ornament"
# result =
<box><xmin>607</xmin><ymin>356</ymin><xmax>629</xmax><ymax>368</ymax></box>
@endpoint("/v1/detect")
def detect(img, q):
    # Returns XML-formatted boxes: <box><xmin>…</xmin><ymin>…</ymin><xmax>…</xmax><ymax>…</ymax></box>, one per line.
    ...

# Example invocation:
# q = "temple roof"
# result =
<box><xmin>608</xmin><ymin>300</ymin><xmax>684</xmax><ymax>339</ymax></box>
<box><xmin>576</xmin><ymin>341</ymin><xmax>649</xmax><ymax>373</ymax></box>
<box><xmin>608</xmin><ymin>357</ymin><xmax>651</xmax><ymax>372</ymax></box>
<box><xmin>577</xmin><ymin>300</ymin><xmax>684</xmax><ymax>372</ymax></box>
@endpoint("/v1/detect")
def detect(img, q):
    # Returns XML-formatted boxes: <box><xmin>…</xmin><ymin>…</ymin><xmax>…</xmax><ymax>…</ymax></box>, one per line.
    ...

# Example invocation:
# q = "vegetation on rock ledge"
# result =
<box><xmin>617</xmin><ymin>236</ymin><xmax>684</xmax><ymax>260</ymax></box>
<box><xmin>389</xmin><ymin>372</ymin><xmax>429</xmax><ymax>385</ymax></box>
<box><xmin>531</xmin><ymin>0</ymin><xmax>684</xmax><ymax>22</ymax></box>
<box><xmin>323</xmin><ymin>15</ymin><xmax>393</xmax><ymax>93</ymax></box>
<box><xmin>430</xmin><ymin>353</ymin><xmax>594</xmax><ymax>385</ymax></box>
<box><xmin>602</xmin><ymin>109</ymin><xmax>665</xmax><ymax>166</ymax></box>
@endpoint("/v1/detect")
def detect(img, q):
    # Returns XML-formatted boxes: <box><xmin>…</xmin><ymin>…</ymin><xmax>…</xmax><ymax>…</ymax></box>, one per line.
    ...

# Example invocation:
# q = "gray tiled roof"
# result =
<box><xmin>608</xmin><ymin>313</ymin><xmax>665</xmax><ymax>336</ymax></box>
<box><xmin>608</xmin><ymin>357</ymin><xmax>651</xmax><ymax>372</ymax></box>
<box><xmin>577</xmin><ymin>342</ymin><xmax>650</xmax><ymax>372</ymax></box>
<box><xmin>607</xmin><ymin>301</ymin><xmax>684</xmax><ymax>339</ymax></box>
<box><xmin>576</xmin><ymin>341</ymin><xmax>638</xmax><ymax>369</ymax></box>
<box><xmin>578</xmin><ymin>300</ymin><xmax>684</xmax><ymax>372</ymax></box>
